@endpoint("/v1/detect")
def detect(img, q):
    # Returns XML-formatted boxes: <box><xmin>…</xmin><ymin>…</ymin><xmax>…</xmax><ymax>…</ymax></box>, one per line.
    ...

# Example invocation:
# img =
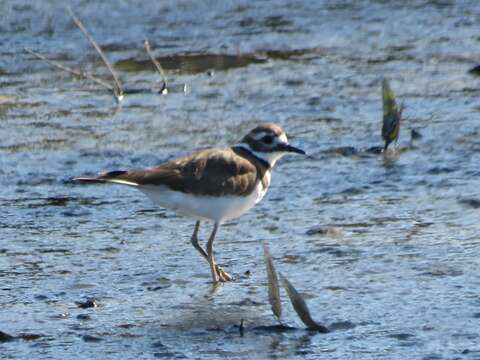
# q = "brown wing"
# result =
<box><xmin>78</xmin><ymin>148</ymin><xmax>261</xmax><ymax>197</ymax></box>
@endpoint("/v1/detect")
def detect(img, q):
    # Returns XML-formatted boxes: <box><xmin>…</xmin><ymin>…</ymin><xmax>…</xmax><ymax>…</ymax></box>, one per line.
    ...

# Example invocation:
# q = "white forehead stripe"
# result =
<box><xmin>251</xmin><ymin>131</ymin><xmax>268</xmax><ymax>141</ymax></box>
<box><xmin>251</xmin><ymin>131</ymin><xmax>288</xmax><ymax>143</ymax></box>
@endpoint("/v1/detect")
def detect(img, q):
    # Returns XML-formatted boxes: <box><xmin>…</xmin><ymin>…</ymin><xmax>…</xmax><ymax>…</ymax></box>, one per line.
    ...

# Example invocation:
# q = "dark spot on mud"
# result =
<box><xmin>427</xmin><ymin>167</ymin><xmax>456</xmax><ymax>175</ymax></box>
<box><xmin>98</xmin><ymin>246</ymin><xmax>120</xmax><ymax>253</ymax></box>
<box><xmin>82</xmin><ymin>334</ymin><xmax>103</xmax><ymax>342</ymax></box>
<box><xmin>118</xmin><ymin>323</ymin><xmax>136</xmax><ymax>329</ymax></box>
<box><xmin>328</xmin><ymin>321</ymin><xmax>356</xmax><ymax>331</ymax></box>
<box><xmin>0</xmin><ymin>330</ymin><xmax>15</xmax><ymax>342</ymax></box>
<box><xmin>284</xmin><ymin>79</ymin><xmax>304</xmax><ymax>87</ymax></box>
<box><xmin>0</xmin><ymin>331</ymin><xmax>43</xmax><ymax>342</ymax></box>
<box><xmin>251</xmin><ymin>324</ymin><xmax>298</xmax><ymax>333</ymax></box>
<box><xmin>143</xmin><ymin>277</ymin><xmax>172</xmax><ymax>291</ymax></box>
<box><xmin>37</xmin><ymin>248</ymin><xmax>72</xmax><ymax>254</ymax></box>
<box><xmin>153</xmin><ymin>351</ymin><xmax>183</xmax><ymax>359</ymax></box>
<box><xmin>206</xmin><ymin>327</ymin><xmax>224</xmax><ymax>332</ymax></box>
<box><xmin>152</xmin><ymin>340</ymin><xmax>166</xmax><ymax>349</ymax></box>
<box><xmin>310</xmin><ymin>116</ymin><xmax>342</xmax><ymax>123</ymax></box>
<box><xmin>282</xmin><ymin>254</ymin><xmax>306</xmax><ymax>264</ymax></box>
<box><xmin>387</xmin><ymin>333</ymin><xmax>415</xmax><ymax>341</ymax></box>
<box><xmin>324</xmin><ymin>286</ymin><xmax>346</xmax><ymax>291</ymax></box>
<box><xmin>76</xmin><ymin>299</ymin><xmax>99</xmax><ymax>309</ymax></box>
<box><xmin>468</xmin><ymin>64</ymin><xmax>480</xmax><ymax>76</ymax></box>
<box><xmin>458</xmin><ymin>198</ymin><xmax>480</xmax><ymax>209</ymax></box>
<box><xmin>305</xmin><ymin>226</ymin><xmax>328</xmax><ymax>236</ymax></box>
<box><xmin>228</xmin><ymin>298</ymin><xmax>263</xmax><ymax>307</ymax></box>
<box><xmin>45</xmin><ymin>196</ymin><xmax>70</xmax><ymax>206</ymax></box>
<box><xmin>17</xmin><ymin>333</ymin><xmax>43</xmax><ymax>341</ymax></box>
<box><xmin>411</xmin><ymin>129</ymin><xmax>422</xmax><ymax>140</ymax></box>
<box><xmin>365</xmin><ymin>146</ymin><xmax>383</xmax><ymax>154</ymax></box>
<box><xmin>339</xmin><ymin>187</ymin><xmax>364</xmax><ymax>195</ymax></box>
<box><xmin>418</xmin><ymin>267</ymin><xmax>463</xmax><ymax>277</ymax></box>
<box><xmin>323</xmin><ymin>146</ymin><xmax>358</xmax><ymax>157</ymax></box>
<box><xmin>306</xmin><ymin>226</ymin><xmax>343</xmax><ymax>237</ymax></box>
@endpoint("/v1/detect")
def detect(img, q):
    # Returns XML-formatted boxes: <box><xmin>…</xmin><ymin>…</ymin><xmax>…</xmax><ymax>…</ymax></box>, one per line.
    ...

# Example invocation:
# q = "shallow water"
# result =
<box><xmin>2</xmin><ymin>0</ymin><xmax>480</xmax><ymax>359</ymax></box>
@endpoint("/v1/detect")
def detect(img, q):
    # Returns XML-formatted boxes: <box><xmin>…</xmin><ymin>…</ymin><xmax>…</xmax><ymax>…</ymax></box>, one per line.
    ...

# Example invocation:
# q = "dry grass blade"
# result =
<box><xmin>279</xmin><ymin>273</ymin><xmax>329</xmax><ymax>333</ymax></box>
<box><xmin>24</xmin><ymin>47</ymin><xmax>114</xmax><ymax>91</ymax></box>
<box><xmin>144</xmin><ymin>40</ymin><xmax>168</xmax><ymax>94</ymax></box>
<box><xmin>263</xmin><ymin>242</ymin><xmax>282</xmax><ymax>322</ymax></box>
<box><xmin>67</xmin><ymin>7</ymin><xmax>123</xmax><ymax>102</ymax></box>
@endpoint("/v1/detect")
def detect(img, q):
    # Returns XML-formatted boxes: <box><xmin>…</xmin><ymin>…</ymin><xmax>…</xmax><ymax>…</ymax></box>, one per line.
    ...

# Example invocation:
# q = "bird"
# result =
<box><xmin>382</xmin><ymin>78</ymin><xmax>403</xmax><ymax>151</ymax></box>
<box><xmin>72</xmin><ymin>123</ymin><xmax>305</xmax><ymax>283</ymax></box>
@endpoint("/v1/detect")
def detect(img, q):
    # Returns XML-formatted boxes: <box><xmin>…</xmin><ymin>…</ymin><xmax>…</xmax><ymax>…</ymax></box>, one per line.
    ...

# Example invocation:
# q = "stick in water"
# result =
<box><xmin>24</xmin><ymin>47</ymin><xmax>114</xmax><ymax>91</ymax></box>
<box><xmin>144</xmin><ymin>40</ymin><xmax>168</xmax><ymax>94</ymax></box>
<box><xmin>67</xmin><ymin>7</ymin><xmax>124</xmax><ymax>102</ymax></box>
<box><xmin>279</xmin><ymin>273</ymin><xmax>329</xmax><ymax>333</ymax></box>
<box><xmin>263</xmin><ymin>242</ymin><xmax>282</xmax><ymax>323</ymax></box>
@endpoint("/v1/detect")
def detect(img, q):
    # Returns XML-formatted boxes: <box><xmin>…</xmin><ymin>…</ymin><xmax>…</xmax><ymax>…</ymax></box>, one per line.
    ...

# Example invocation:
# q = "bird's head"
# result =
<box><xmin>238</xmin><ymin>123</ymin><xmax>305</xmax><ymax>167</ymax></box>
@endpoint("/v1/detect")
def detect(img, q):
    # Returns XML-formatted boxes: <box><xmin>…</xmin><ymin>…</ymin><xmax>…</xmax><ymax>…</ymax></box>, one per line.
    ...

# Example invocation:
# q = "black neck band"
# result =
<box><xmin>233</xmin><ymin>146</ymin><xmax>271</xmax><ymax>170</ymax></box>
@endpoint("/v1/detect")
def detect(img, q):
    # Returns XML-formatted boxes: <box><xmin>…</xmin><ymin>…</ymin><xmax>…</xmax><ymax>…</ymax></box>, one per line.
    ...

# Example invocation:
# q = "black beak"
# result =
<box><xmin>278</xmin><ymin>143</ymin><xmax>306</xmax><ymax>155</ymax></box>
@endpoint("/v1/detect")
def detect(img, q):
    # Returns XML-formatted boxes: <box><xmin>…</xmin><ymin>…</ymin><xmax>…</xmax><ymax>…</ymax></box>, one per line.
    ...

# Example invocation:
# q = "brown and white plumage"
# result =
<box><xmin>73</xmin><ymin>123</ymin><xmax>305</xmax><ymax>283</ymax></box>
<box><xmin>75</xmin><ymin>147</ymin><xmax>270</xmax><ymax>198</ymax></box>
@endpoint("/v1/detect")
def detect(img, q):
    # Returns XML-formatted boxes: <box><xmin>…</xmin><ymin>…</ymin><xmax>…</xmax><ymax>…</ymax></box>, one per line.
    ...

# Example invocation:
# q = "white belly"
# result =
<box><xmin>138</xmin><ymin>182</ymin><xmax>268</xmax><ymax>223</ymax></box>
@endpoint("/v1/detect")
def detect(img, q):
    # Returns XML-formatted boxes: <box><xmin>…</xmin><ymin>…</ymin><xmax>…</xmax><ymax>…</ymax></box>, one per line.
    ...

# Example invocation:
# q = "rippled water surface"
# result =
<box><xmin>2</xmin><ymin>1</ymin><xmax>480</xmax><ymax>359</ymax></box>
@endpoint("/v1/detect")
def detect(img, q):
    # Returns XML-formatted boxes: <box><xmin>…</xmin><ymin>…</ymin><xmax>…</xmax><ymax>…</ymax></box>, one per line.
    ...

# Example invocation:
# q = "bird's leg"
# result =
<box><xmin>206</xmin><ymin>222</ymin><xmax>219</xmax><ymax>283</ymax></box>
<box><xmin>190</xmin><ymin>221</ymin><xmax>208</xmax><ymax>258</ymax></box>
<box><xmin>190</xmin><ymin>221</ymin><xmax>233</xmax><ymax>282</ymax></box>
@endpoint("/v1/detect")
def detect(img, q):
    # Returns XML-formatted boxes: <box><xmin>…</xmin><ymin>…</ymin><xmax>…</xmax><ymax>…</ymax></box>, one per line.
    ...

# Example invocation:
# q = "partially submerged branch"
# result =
<box><xmin>23</xmin><ymin>47</ymin><xmax>114</xmax><ymax>91</ymax></box>
<box><xmin>25</xmin><ymin>10</ymin><xmax>173</xmax><ymax>103</ymax></box>
<box><xmin>144</xmin><ymin>40</ymin><xmax>168</xmax><ymax>94</ymax></box>
<box><xmin>67</xmin><ymin>7</ymin><xmax>124</xmax><ymax>102</ymax></box>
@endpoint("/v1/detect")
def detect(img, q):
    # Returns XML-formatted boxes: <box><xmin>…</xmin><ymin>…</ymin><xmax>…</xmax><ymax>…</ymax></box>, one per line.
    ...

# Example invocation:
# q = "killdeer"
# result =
<box><xmin>73</xmin><ymin>123</ymin><xmax>305</xmax><ymax>283</ymax></box>
<box><xmin>382</xmin><ymin>79</ymin><xmax>403</xmax><ymax>151</ymax></box>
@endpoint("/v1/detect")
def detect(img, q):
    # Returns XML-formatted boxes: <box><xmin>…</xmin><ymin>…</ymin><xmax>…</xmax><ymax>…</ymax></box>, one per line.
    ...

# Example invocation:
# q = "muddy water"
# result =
<box><xmin>1</xmin><ymin>1</ymin><xmax>480</xmax><ymax>359</ymax></box>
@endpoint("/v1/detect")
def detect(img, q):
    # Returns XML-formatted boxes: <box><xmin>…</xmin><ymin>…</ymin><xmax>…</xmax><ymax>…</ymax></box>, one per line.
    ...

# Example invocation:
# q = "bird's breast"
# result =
<box><xmin>256</xmin><ymin>170</ymin><xmax>271</xmax><ymax>204</ymax></box>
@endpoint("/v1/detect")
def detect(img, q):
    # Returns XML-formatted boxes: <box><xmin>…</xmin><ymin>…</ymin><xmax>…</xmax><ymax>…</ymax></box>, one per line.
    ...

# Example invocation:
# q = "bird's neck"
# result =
<box><xmin>232</xmin><ymin>143</ymin><xmax>285</xmax><ymax>168</ymax></box>
<box><xmin>232</xmin><ymin>144</ymin><xmax>272</xmax><ymax>192</ymax></box>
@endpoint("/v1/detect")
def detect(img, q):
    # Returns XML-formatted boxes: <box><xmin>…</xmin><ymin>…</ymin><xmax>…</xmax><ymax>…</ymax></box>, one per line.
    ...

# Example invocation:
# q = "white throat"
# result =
<box><xmin>235</xmin><ymin>143</ymin><xmax>285</xmax><ymax>167</ymax></box>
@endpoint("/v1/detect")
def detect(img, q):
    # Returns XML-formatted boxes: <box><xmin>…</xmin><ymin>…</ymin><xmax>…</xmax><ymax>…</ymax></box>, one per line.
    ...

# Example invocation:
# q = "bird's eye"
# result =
<box><xmin>262</xmin><ymin>135</ymin><xmax>274</xmax><ymax>144</ymax></box>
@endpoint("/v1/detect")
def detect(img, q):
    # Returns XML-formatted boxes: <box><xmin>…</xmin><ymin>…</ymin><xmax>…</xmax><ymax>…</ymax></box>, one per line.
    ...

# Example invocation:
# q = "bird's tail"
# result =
<box><xmin>71</xmin><ymin>171</ymin><xmax>137</xmax><ymax>186</ymax></box>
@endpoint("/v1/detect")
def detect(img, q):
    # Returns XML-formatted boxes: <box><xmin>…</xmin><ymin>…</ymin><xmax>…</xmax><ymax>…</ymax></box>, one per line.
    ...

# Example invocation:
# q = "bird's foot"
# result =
<box><xmin>216</xmin><ymin>265</ymin><xmax>233</xmax><ymax>282</ymax></box>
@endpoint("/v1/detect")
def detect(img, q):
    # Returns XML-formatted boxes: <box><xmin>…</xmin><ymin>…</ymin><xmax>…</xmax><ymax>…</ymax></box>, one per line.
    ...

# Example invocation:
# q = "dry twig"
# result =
<box><xmin>67</xmin><ymin>7</ymin><xmax>124</xmax><ymax>102</ymax></box>
<box><xmin>24</xmin><ymin>47</ymin><xmax>114</xmax><ymax>91</ymax></box>
<box><xmin>25</xmin><ymin>10</ymin><xmax>173</xmax><ymax>102</ymax></box>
